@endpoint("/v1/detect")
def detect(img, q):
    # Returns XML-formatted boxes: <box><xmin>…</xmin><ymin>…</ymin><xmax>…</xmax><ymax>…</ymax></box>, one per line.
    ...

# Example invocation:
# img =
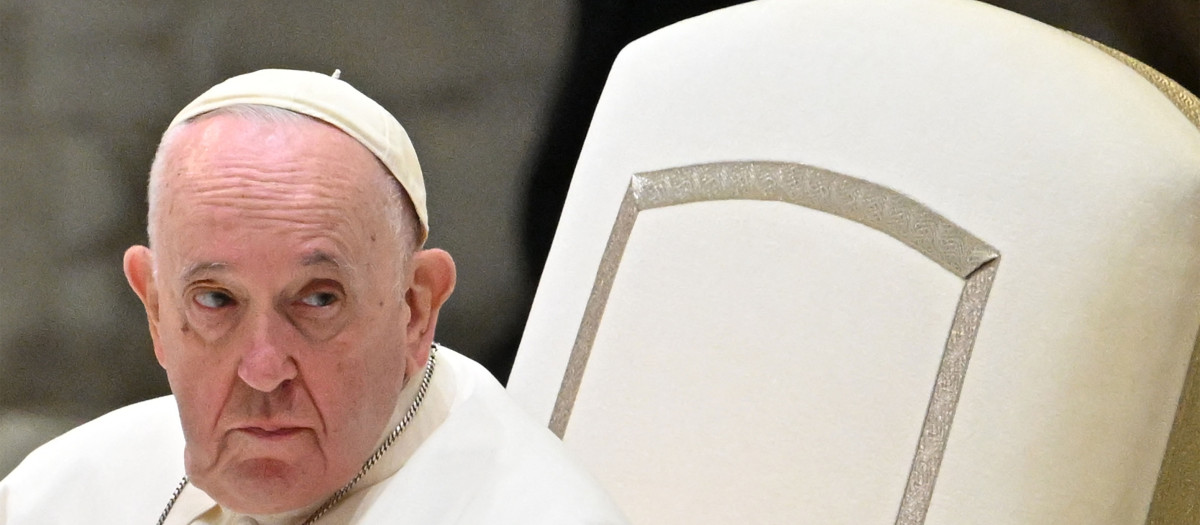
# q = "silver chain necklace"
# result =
<box><xmin>156</xmin><ymin>346</ymin><xmax>438</xmax><ymax>525</ymax></box>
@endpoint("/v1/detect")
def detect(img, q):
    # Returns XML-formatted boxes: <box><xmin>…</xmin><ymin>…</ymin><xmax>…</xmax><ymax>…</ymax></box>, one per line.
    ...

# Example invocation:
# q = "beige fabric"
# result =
<box><xmin>168</xmin><ymin>69</ymin><xmax>428</xmax><ymax>241</ymax></box>
<box><xmin>508</xmin><ymin>0</ymin><xmax>1200</xmax><ymax>523</ymax></box>
<box><xmin>1068</xmin><ymin>33</ymin><xmax>1200</xmax><ymax>525</ymax></box>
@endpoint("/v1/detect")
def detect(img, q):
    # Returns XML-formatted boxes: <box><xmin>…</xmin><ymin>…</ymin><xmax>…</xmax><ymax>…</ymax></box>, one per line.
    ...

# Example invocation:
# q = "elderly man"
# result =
<box><xmin>0</xmin><ymin>70</ymin><xmax>627</xmax><ymax>524</ymax></box>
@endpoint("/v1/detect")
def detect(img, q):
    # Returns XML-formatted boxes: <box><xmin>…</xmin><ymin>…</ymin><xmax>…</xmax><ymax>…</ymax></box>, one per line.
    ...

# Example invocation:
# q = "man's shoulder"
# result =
<box><xmin>21</xmin><ymin>395</ymin><xmax>183</xmax><ymax>467</ymax></box>
<box><xmin>0</xmin><ymin>396</ymin><xmax>186</xmax><ymax>523</ymax></box>
<box><xmin>368</xmin><ymin>347</ymin><xmax>630</xmax><ymax>524</ymax></box>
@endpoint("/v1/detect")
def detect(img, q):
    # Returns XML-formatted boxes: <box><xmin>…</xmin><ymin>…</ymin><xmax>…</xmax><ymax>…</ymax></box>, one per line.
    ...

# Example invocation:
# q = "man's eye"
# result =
<box><xmin>195</xmin><ymin>291</ymin><xmax>234</xmax><ymax>309</ymax></box>
<box><xmin>299</xmin><ymin>292</ymin><xmax>338</xmax><ymax>307</ymax></box>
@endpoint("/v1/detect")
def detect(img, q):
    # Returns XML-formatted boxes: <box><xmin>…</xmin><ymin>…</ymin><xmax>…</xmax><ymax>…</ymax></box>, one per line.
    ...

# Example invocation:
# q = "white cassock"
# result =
<box><xmin>0</xmin><ymin>346</ymin><xmax>629</xmax><ymax>524</ymax></box>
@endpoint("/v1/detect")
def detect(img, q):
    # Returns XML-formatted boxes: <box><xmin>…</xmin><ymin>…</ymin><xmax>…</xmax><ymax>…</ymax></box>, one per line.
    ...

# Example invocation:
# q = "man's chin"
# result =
<box><xmin>194</xmin><ymin>459</ymin><xmax>328</xmax><ymax>515</ymax></box>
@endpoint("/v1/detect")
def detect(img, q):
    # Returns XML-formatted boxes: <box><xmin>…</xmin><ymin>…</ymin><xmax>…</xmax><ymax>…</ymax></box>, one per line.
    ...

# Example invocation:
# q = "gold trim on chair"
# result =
<box><xmin>1071</xmin><ymin>33</ymin><xmax>1200</xmax><ymax>131</ymax></box>
<box><xmin>896</xmin><ymin>259</ymin><xmax>998</xmax><ymax>525</ymax></box>
<box><xmin>548</xmin><ymin>161</ymin><xmax>1001</xmax><ymax>525</ymax></box>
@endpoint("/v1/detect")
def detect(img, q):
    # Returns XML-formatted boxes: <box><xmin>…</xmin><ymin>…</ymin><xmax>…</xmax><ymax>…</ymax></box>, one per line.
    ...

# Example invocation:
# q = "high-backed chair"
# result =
<box><xmin>508</xmin><ymin>0</ymin><xmax>1200</xmax><ymax>523</ymax></box>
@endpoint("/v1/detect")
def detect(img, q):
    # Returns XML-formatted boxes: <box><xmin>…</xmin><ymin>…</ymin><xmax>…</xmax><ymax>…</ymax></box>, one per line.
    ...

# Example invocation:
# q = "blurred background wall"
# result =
<box><xmin>1</xmin><ymin>0</ymin><xmax>1196</xmax><ymax>478</ymax></box>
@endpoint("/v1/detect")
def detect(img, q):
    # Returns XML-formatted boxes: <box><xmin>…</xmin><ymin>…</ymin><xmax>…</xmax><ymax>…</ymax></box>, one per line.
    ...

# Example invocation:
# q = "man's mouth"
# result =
<box><xmin>237</xmin><ymin>426</ymin><xmax>305</xmax><ymax>440</ymax></box>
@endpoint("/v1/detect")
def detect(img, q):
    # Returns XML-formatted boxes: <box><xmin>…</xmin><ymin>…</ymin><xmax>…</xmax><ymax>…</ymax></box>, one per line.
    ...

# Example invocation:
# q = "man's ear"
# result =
<box><xmin>404</xmin><ymin>248</ymin><xmax>456</xmax><ymax>371</ymax></box>
<box><xmin>124</xmin><ymin>245</ymin><xmax>165</xmax><ymax>366</ymax></box>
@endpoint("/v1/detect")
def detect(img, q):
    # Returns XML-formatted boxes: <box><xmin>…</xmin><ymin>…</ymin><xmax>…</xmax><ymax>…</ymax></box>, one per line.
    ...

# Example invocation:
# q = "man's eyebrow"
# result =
<box><xmin>301</xmin><ymin>250</ymin><xmax>348</xmax><ymax>270</ymax></box>
<box><xmin>180</xmin><ymin>262</ymin><xmax>228</xmax><ymax>283</ymax></box>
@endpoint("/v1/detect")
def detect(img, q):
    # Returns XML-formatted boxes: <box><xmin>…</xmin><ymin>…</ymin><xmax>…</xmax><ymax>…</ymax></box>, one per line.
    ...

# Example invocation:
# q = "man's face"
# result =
<box><xmin>134</xmin><ymin>115</ymin><xmax>420</xmax><ymax>513</ymax></box>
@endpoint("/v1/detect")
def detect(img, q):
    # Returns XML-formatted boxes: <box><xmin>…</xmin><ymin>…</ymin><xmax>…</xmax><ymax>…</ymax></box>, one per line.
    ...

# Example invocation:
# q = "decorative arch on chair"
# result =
<box><xmin>549</xmin><ymin>161</ymin><xmax>1000</xmax><ymax>525</ymax></box>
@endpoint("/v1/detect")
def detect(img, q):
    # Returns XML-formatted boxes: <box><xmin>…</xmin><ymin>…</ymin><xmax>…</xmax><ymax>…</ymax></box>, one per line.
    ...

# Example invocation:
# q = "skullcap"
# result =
<box><xmin>168</xmin><ymin>69</ymin><xmax>428</xmax><ymax>241</ymax></box>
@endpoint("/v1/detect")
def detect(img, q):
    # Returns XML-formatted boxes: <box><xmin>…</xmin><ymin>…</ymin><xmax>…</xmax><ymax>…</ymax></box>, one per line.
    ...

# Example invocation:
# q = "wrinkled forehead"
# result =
<box><xmin>167</xmin><ymin>69</ymin><xmax>428</xmax><ymax>242</ymax></box>
<box><xmin>162</xmin><ymin>114</ymin><xmax>391</xmax><ymax>215</ymax></box>
<box><xmin>166</xmin><ymin>111</ymin><xmax>385</xmax><ymax>179</ymax></box>
<box><xmin>154</xmin><ymin>115</ymin><xmax>399</xmax><ymax>266</ymax></box>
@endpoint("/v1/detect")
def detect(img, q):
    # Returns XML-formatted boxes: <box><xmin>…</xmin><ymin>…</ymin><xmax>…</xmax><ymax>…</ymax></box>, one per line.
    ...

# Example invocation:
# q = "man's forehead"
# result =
<box><xmin>153</xmin><ymin>119</ymin><xmax>390</xmax><ymax>275</ymax></box>
<box><xmin>169</xmin><ymin>113</ymin><xmax>377</xmax><ymax>172</ymax></box>
<box><xmin>166</xmin><ymin>69</ymin><xmax>429</xmax><ymax>242</ymax></box>
<box><xmin>154</xmin><ymin>117</ymin><xmax>387</xmax><ymax>225</ymax></box>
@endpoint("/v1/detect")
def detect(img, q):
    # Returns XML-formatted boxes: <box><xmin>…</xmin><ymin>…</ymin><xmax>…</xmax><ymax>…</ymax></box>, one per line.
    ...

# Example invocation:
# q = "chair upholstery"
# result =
<box><xmin>508</xmin><ymin>0</ymin><xmax>1200</xmax><ymax>523</ymax></box>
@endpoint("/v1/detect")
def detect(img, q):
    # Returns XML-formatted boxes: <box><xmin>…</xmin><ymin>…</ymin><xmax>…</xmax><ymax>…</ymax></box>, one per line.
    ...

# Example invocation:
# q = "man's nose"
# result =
<box><xmin>237</xmin><ymin>310</ymin><xmax>298</xmax><ymax>392</ymax></box>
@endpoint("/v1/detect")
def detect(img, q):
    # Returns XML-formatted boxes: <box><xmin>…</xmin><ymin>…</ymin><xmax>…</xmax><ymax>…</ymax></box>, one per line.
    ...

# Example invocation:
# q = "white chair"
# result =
<box><xmin>508</xmin><ymin>0</ymin><xmax>1200</xmax><ymax>523</ymax></box>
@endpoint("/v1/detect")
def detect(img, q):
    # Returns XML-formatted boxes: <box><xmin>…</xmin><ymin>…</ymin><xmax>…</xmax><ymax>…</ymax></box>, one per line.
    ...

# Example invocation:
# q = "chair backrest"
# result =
<box><xmin>508</xmin><ymin>0</ymin><xmax>1200</xmax><ymax>523</ymax></box>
